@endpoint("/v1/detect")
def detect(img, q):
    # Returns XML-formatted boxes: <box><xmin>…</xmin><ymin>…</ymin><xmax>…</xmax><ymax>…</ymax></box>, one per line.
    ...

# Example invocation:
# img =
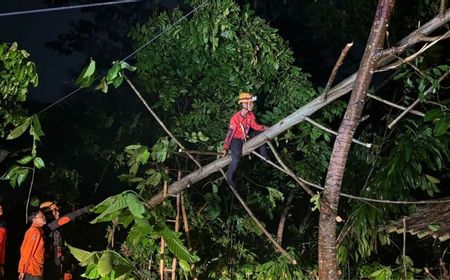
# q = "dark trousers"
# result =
<box><xmin>225</xmin><ymin>131</ymin><xmax>268</xmax><ymax>186</ymax></box>
<box><xmin>24</xmin><ymin>274</ymin><xmax>43</xmax><ymax>280</ymax></box>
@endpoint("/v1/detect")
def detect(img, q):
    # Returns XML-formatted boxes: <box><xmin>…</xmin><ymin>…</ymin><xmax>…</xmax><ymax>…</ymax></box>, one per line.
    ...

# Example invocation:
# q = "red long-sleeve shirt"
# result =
<box><xmin>18</xmin><ymin>225</ymin><xmax>44</xmax><ymax>276</ymax></box>
<box><xmin>0</xmin><ymin>225</ymin><xmax>6</xmax><ymax>265</ymax></box>
<box><xmin>223</xmin><ymin>111</ymin><xmax>265</xmax><ymax>150</ymax></box>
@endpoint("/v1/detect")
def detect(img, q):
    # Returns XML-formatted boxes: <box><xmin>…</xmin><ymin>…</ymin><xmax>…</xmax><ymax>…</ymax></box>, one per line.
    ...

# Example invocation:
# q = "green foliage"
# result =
<box><xmin>68</xmin><ymin>245</ymin><xmax>134</xmax><ymax>280</ymax></box>
<box><xmin>0</xmin><ymin>42</ymin><xmax>38</xmax><ymax>137</ymax></box>
<box><xmin>80</xmin><ymin>191</ymin><xmax>199</xmax><ymax>279</ymax></box>
<box><xmin>1</xmin><ymin>115</ymin><xmax>45</xmax><ymax>188</ymax></box>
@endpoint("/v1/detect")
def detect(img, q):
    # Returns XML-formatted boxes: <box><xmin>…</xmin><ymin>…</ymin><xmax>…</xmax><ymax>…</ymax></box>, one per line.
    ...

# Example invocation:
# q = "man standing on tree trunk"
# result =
<box><xmin>222</xmin><ymin>92</ymin><xmax>268</xmax><ymax>186</ymax></box>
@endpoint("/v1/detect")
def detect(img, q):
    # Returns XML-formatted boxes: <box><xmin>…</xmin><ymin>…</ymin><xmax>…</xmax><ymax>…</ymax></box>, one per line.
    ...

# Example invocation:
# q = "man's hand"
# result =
<box><xmin>263</xmin><ymin>125</ymin><xmax>269</xmax><ymax>130</ymax></box>
<box><xmin>221</xmin><ymin>149</ymin><xmax>228</xmax><ymax>157</ymax></box>
<box><xmin>0</xmin><ymin>266</ymin><xmax>4</xmax><ymax>277</ymax></box>
<box><xmin>18</xmin><ymin>272</ymin><xmax>24</xmax><ymax>280</ymax></box>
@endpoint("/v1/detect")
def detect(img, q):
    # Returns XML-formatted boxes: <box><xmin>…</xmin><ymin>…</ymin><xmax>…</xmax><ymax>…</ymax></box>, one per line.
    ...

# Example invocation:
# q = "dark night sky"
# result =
<box><xmin>0</xmin><ymin>1</ymin><xmax>94</xmax><ymax>102</ymax></box>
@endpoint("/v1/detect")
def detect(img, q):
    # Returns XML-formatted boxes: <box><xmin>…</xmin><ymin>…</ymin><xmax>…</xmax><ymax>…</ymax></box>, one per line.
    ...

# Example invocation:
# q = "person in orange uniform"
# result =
<box><xmin>18</xmin><ymin>210</ymin><xmax>46</xmax><ymax>280</ymax></box>
<box><xmin>39</xmin><ymin>201</ymin><xmax>91</xmax><ymax>280</ymax></box>
<box><xmin>0</xmin><ymin>203</ymin><xmax>7</xmax><ymax>279</ymax></box>
<box><xmin>222</xmin><ymin>92</ymin><xmax>268</xmax><ymax>186</ymax></box>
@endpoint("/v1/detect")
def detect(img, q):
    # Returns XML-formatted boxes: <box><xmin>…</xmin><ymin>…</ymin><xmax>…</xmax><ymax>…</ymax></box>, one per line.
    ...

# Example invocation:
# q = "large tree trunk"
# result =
<box><xmin>317</xmin><ymin>1</ymin><xmax>396</xmax><ymax>279</ymax></box>
<box><xmin>147</xmin><ymin>8</ymin><xmax>450</xmax><ymax>208</ymax></box>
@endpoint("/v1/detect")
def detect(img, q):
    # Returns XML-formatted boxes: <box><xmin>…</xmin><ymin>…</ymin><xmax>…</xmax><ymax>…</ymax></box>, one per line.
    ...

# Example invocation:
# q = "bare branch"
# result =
<box><xmin>124</xmin><ymin>75</ymin><xmax>202</xmax><ymax>169</ymax></box>
<box><xmin>323</xmin><ymin>42</ymin><xmax>353</xmax><ymax>100</ymax></box>
<box><xmin>388</xmin><ymin>71</ymin><xmax>449</xmax><ymax>129</ymax></box>
<box><xmin>367</xmin><ymin>93</ymin><xmax>425</xmax><ymax>116</ymax></box>
<box><xmin>440</xmin><ymin>0</ymin><xmax>447</xmax><ymax>16</ymax></box>
<box><xmin>276</xmin><ymin>191</ymin><xmax>295</xmax><ymax>245</ymax></box>
<box><xmin>378</xmin><ymin>30</ymin><xmax>450</xmax><ymax>72</ymax></box>
<box><xmin>218</xmin><ymin>169</ymin><xmax>297</xmax><ymax>264</ymax></box>
<box><xmin>305</xmin><ymin>117</ymin><xmax>372</xmax><ymax>148</ymax></box>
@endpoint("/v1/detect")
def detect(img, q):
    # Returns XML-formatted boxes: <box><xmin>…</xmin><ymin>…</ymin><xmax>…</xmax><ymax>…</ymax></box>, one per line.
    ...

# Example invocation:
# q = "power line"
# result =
<box><xmin>0</xmin><ymin>0</ymin><xmax>141</xmax><ymax>18</ymax></box>
<box><xmin>37</xmin><ymin>1</ymin><xmax>208</xmax><ymax>114</ymax></box>
<box><xmin>121</xmin><ymin>1</ymin><xmax>208</xmax><ymax>62</ymax></box>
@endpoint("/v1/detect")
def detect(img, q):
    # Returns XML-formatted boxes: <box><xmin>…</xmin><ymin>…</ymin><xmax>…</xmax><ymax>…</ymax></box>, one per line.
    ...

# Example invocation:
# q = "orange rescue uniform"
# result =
<box><xmin>18</xmin><ymin>225</ymin><xmax>44</xmax><ymax>277</ymax></box>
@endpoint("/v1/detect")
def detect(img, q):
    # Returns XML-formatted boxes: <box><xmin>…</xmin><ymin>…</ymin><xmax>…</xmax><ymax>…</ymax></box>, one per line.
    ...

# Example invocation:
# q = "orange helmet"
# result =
<box><xmin>39</xmin><ymin>201</ymin><xmax>60</xmax><ymax>212</ymax></box>
<box><xmin>238</xmin><ymin>92</ymin><xmax>257</xmax><ymax>104</ymax></box>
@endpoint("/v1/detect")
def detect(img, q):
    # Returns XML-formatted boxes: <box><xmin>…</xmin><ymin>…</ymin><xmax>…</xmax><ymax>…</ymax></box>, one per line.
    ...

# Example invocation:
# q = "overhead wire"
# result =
<box><xmin>36</xmin><ymin>0</ymin><xmax>208</xmax><ymax>115</ymax></box>
<box><xmin>0</xmin><ymin>0</ymin><xmax>141</xmax><ymax>17</ymax></box>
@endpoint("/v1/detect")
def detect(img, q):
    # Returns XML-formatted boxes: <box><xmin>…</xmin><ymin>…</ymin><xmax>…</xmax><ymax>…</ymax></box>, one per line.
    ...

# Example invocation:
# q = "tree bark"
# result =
<box><xmin>147</xmin><ymin>8</ymin><xmax>450</xmax><ymax>208</ymax></box>
<box><xmin>318</xmin><ymin>1</ymin><xmax>396</xmax><ymax>279</ymax></box>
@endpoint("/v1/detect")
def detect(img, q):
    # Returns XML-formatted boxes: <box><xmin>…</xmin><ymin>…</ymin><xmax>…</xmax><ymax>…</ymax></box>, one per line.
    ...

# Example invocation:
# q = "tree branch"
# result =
<box><xmin>323</xmin><ymin>42</ymin><xmax>353</xmax><ymax>100</ymax></box>
<box><xmin>388</xmin><ymin>71</ymin><xmax>449</xmax><ymax>129</ymax></box>
<box><xmin>276</xmin><ymin>190</ymin><xmax>295</xmax><ymax>245</ymax></box>
<box><xmin>124</xmin><ymin>75</ymin><xmax>202</xmax><ymax>169</ymax></box>
<box><xmin>218</xmin><ymin>169</ymin><xmax>297</xmax><ymax>264</ymax></box>
<box><xmin>305</xmin><ymin>117</ymin><xmax>372</xmax><ymax>148</ymax></box>
<box><xmin>367</xmin><ymin>93</ymin><xmax>425</xmax><ymax>116</ymax></box>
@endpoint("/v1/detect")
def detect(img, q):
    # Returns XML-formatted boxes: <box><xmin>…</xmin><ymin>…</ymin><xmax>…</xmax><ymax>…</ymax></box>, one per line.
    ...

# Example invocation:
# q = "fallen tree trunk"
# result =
<box><xmin>147</xmin><ymin>8</ymin><xmax>450</xmax><ymax>208</ymax></box>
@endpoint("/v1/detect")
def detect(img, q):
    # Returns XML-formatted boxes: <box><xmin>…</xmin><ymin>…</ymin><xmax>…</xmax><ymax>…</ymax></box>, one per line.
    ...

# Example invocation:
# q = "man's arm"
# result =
<box><xmin>249</xmin><ymin>112</ymin><xmax>265</xmax><ymax>131</ymax></box>
<box><xmin>47</xmin><ymin>206</ymin><xmax>91</xmax><ymax>231</ymax></box>
<box><xmin>223</xmin><ymin>115</ymin><xmax>237</xmax><ymax>152</ymax></box>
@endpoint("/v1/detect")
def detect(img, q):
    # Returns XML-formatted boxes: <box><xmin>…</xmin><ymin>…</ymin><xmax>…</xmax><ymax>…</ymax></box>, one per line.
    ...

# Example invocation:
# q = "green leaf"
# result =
<box><xmin>424</xmin><ymin>109</ymin><xmax>442</xmax><ymax>121</ymax></box>
<box><xmin>7</xmin><ymin>117</ymin><xmax>31</xmax><ymax>140</ymax></box>
<box><xmin>119</xmin><ymin>61</ymin><xmax>136</xmax><ymax>71</ymax></box>
<box><xmin>434</xmin><ymin>119</ymin><xmax>449</xmax><ymax>136</ymax></box>
<box><xmin>425</xmin><ymin>174</ymin><xmax>440</xmax><ymax>184</ymax></box>
<box><xmin>16</xmin><ymin>168</ymin><xmax>29</xmax><ymax>186</ymax></box>
<box><xmin>106</xmin><ymin>61</ymin><xmax>121</xmax><ymax>83</ymax></box>
<box><xmin>76</xmin><ymin>58</ymin><xmax>96</xmax><ymax>88</ymax></box>
<box><xmin>162</xmin><ymin>227</ymin><xmax>199</xmax><ymax>263</ymax></box>
<box><xmin>33</xmin><ymin>157</ymin><xmax>45</xmax><ymax>169</ymax></box>
<box><xmin>30</xmin><ymin>115</ymin><xmax>44</xmax><ymax>140</ymax></box>
<box><xmin>91</xmin><ymin>193</ymin><xmax>128</xmax><ymax>224</ymax></box>
<box><xmin>428</xmin><ymin>224</ymin><xmax>440</xmax><ymax>232</ymax></box>
<box><xmin>67</xmin><ymin>244</ymin><xmax>100</xmax><ymax>266</ymax></box>
<box><xmin>97</xmin><ymin>251</ymin><xmax>113</xmax><ymax>277</ymax></box>
<box><xmin>126</xmin><ymin>193</ymin><xmax>147</xmax><ymax>219</ymax></box>
<box><xmin>17</xmin><ymin>155</ymin><xmax>34</xmax><ymax>164</ymax></box>
<box><xmin>178</xmin><ymin>259</ymin><xmax>191</xmax><ymax>272</ymax></box>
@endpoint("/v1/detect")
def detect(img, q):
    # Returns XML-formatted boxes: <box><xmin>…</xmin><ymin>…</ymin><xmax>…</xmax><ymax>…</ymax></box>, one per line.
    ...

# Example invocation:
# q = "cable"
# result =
<box><xmin>121</xmin><ymin>0</ymin><xmax>208</xmax><ymax>62</ymax></box>
<box><xmin>37</xmin><ymin>1</ymin><xmax>208</xmax><ymax>115</ymax></box>
<box><xmin>0</xmin><ymin>0</ymin><xmax>141</xmax><ymax>17</ymax></box>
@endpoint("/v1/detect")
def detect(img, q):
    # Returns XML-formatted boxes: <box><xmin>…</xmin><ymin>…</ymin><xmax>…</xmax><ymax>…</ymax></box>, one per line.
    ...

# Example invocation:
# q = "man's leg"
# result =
<box><xmin>226</xmin><ymin>139</ymin><xmax>243</xmax><ymax>186</ymax></box>
<box><xmin>249</xmin><ymin>131</ymin><xmax>268</xmax><ymax>159</ymax></box>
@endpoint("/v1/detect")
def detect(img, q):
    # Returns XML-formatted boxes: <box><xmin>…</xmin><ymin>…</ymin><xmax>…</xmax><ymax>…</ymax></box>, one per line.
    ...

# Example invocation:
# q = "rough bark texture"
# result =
<box><xmin>147</xmin><ymin>9</ymin><xmax>450</xmax><ymax>208</ymax></box>
<box><xmin>318</xmin><ymin>1</ymin><xmax>396</xmax><ymax>279</ymax></box>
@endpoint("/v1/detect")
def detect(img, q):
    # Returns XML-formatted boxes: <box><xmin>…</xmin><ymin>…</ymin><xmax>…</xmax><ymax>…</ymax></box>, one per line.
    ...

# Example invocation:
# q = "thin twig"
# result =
<box><xmin>424</xmin><ymin>267</ymin><xmax>438</xmax><ymax>280</ymax></box>
<box><xmin>124</xmin><ymin>75</ymin><xmax>202</xmax><ymax>168</ymax></box>
<box><xmin>179</xmin><ymin>149</ymin><xmax>221</xmax><ymax>156</ymax></box>
<box><xmin>25</xmin><ymin>166</ymin><xmax>36</xmax><ymax>224</ymax></box>
<box><xmin>265</xmin><ymin>142</ymin><xmax>337</xmax><ymax>215</ymax></box>
<box><xmin>440</xmin><ymin>0</ymin><xmax>447</xmax><ymax>16</ymax></box>
<box><xmin>218</xmin><ymin>169</ymin><xmax>297</xmax><ymax>265</ymax></box>
<box><xmin>377</xmin><ymin>30</ymin><xmax>450</xmax><ymax>72</ymax></box>
<box><xmin>305</xmin><ymin>117</ymin><xmax>372</xmax><ymax>148</ymax></box>
<box><xmin>388</xmin><ymin>71</ymin><xmax>449</xmax><ymax>129</ymax></box>
<box><xmin>253</xmin><ymin>145</ymin><xmax>450</xmax><ymax>205</ymax></box>
<box><xmin>323</xmin><ymin>43</ymin><xmax>353</xmax><ymax>100</ymax></box>
<box><xmin>367</xmin><ymin>93</ymin><xmax>425</xmax><ymax>116</ymax></box>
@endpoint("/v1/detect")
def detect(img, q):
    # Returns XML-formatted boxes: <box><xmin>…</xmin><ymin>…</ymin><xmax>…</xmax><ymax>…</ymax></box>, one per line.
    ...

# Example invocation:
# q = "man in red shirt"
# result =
<box><xmin>222</xmin><ymin>92</ymin><xmax>268</xmax><ymax>186</ymax></box>
<box><xmin>18</xmin><ymin>210</ymin><xmax>46</xmax><ymax>280</ymax></box>
<box><xmin>0</xmin><ymin>203</ymin><xmax>6</xmax><ymax>279</ymax></box>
